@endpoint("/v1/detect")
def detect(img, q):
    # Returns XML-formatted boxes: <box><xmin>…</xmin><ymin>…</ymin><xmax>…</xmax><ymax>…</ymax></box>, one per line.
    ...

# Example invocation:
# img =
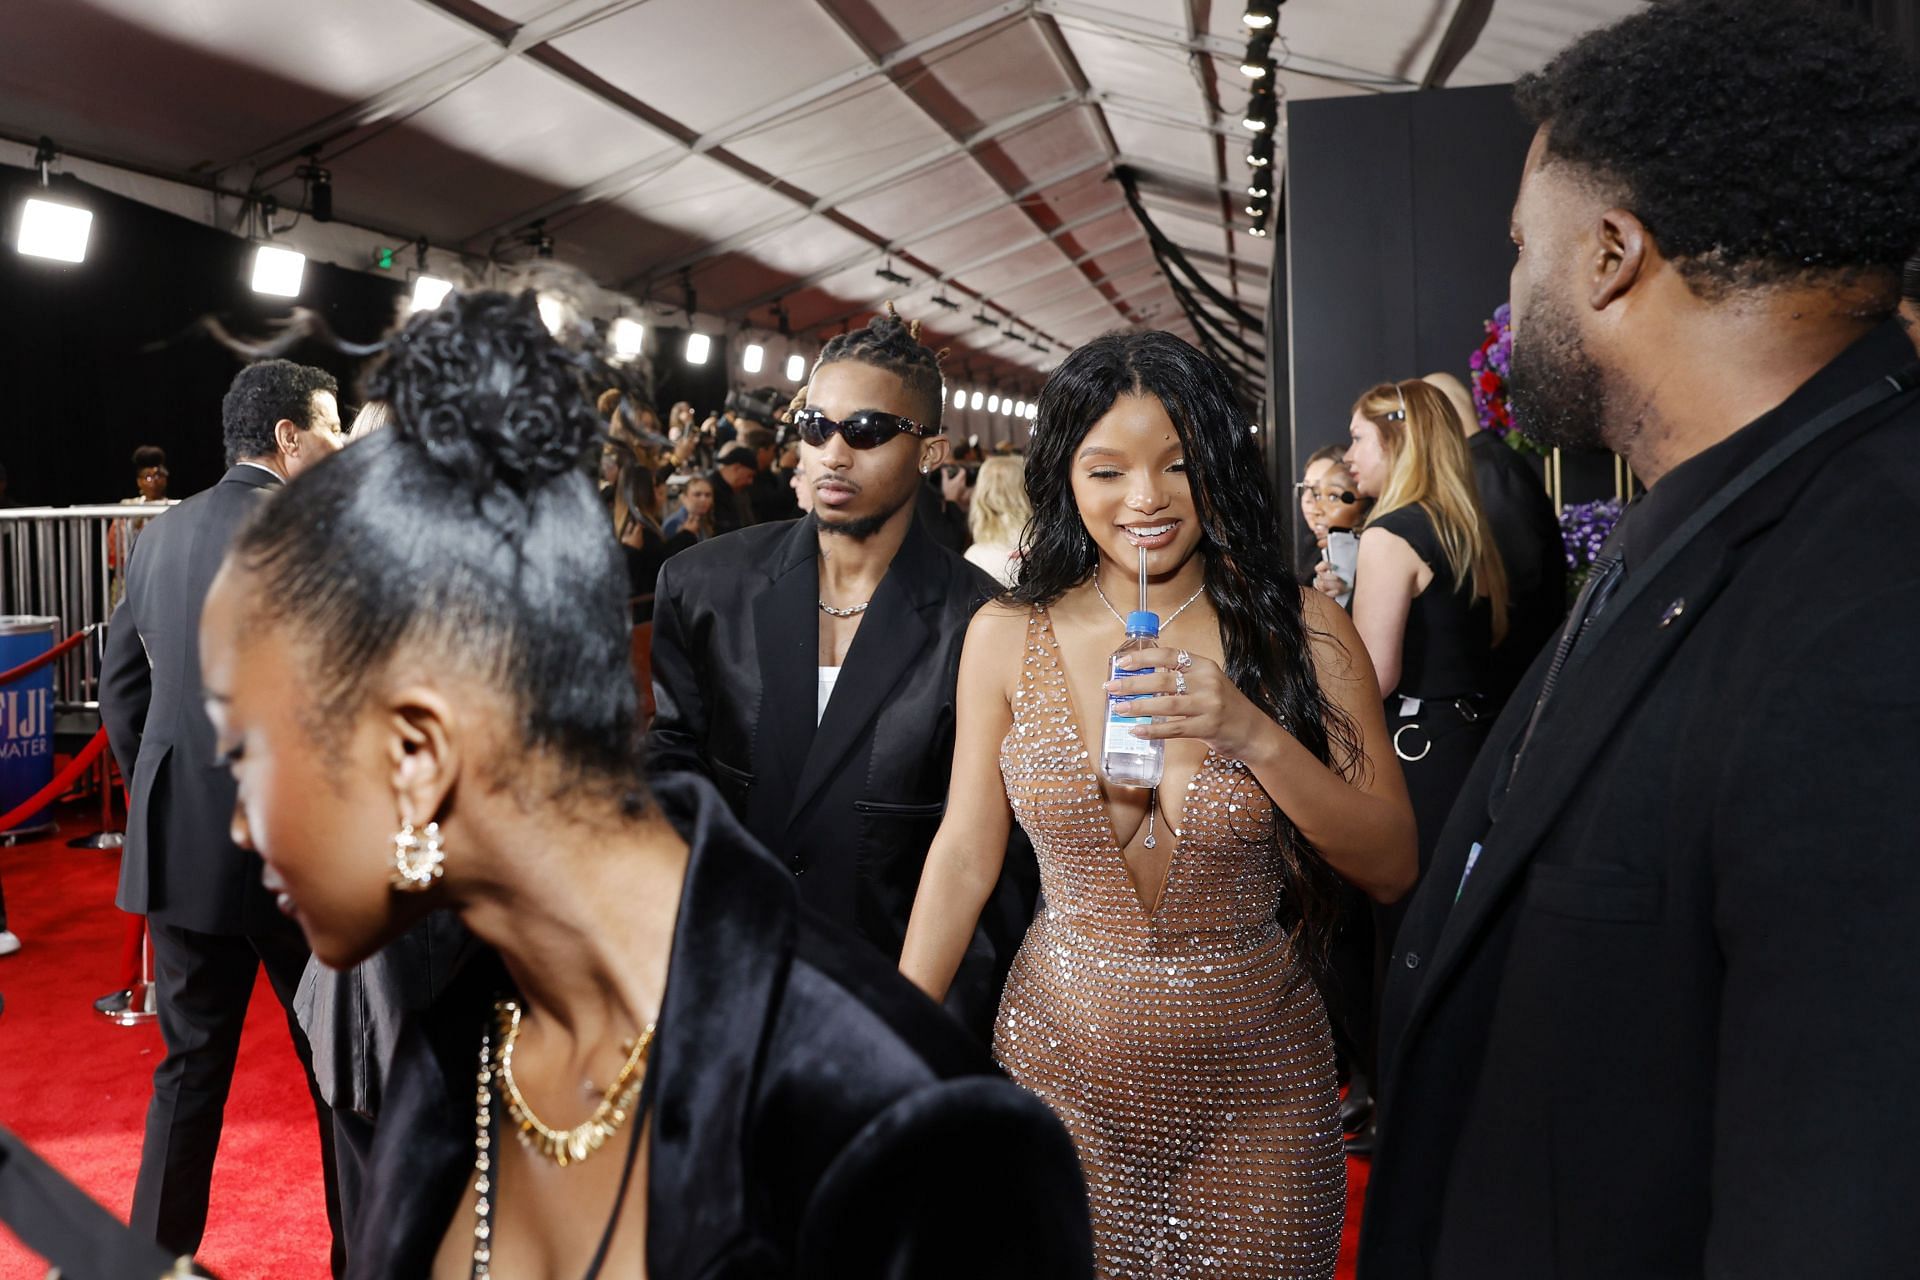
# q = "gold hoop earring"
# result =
<box><xmin>390</xmin><ymin>821</ymin><xmax>445</xmax><ymax>892</ymax></box>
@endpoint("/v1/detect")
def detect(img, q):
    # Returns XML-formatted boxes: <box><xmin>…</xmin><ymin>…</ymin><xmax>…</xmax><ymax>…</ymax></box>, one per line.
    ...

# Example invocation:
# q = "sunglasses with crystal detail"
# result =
<box><xmin>791</xmin><ymin>407</ymin><xmax>936</xmax><ymax>449</ymax></box>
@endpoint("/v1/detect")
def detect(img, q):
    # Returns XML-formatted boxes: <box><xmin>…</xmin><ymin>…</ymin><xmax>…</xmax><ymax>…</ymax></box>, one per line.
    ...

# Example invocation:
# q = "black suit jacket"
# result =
<box><xmin>1468</xmin><ymin>431</ymin><xmax>1567</xmax><ymax>707</ymax></box>
<box><xmin>1361</xmin><ymin>324</ymin><xmax>1920</xmax><ymax>1279</ymax></box>
<box><xmin>100</xmin><ymin>464</ymin><xmax>282</xmax><ymax>935</ymax></box>
<box><xmin>648</xmin><ymin>515</ymin><xmax>1037</xmax><ymax>1038</ymax></box>
<box><xmin>348</xmin><ymin>773</ymin><xmax>1092</xmax><ymax>1279</ymax></box>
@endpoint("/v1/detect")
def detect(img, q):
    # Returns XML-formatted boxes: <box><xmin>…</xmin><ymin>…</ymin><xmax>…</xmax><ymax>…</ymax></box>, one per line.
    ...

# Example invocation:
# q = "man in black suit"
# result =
<box><xmin>101</xmin><ymin>359</ymin><xmax>346</xmax><ymax>1271</ymax></box>
<box><xmin>1362</xmin><ymin>5</ymin><xmax>1920</xmax><ymax>1277</ymax></box>
<box><xmin>649</xmin><ymin>311</ymin><xmax>1035</xmax><ymax>1040</ymax></box>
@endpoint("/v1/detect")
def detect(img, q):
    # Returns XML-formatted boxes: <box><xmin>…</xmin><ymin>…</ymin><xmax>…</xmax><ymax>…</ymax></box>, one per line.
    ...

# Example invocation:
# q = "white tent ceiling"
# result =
<box><xmin>0</xmin><ymin>0</ymin><xmax>1645</xmax><ymax>393</ymax></box>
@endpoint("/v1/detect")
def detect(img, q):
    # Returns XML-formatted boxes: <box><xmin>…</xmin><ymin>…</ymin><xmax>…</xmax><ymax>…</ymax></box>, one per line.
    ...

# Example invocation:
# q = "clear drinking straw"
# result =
<box><xmin>1138</xmin><ymin>543</ymin><xmax>1150</xmax><ymax>615</ymax></box>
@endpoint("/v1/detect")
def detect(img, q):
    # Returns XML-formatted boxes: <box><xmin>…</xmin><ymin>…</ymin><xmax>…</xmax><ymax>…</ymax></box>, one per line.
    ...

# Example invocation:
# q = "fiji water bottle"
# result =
<box><xmin>1102</xmin><ymin>611</ymin><xmax>1164</xmax><ymax>788</ymax></box>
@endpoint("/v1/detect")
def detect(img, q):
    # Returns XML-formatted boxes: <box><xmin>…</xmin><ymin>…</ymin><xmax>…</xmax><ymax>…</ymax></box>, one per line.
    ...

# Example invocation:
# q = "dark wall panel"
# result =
<box><xmin>1285</xmin><ymin>84</ymin><xmax>1540</xmax><ymax>545</ymax></box>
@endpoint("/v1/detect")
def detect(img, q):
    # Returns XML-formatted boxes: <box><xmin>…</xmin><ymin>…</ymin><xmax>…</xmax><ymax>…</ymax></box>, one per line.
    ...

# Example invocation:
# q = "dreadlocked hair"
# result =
<box><xmin>811</xmin><ymin>301</ymin><xmax>946</xmax><ymax>430</ymax></box>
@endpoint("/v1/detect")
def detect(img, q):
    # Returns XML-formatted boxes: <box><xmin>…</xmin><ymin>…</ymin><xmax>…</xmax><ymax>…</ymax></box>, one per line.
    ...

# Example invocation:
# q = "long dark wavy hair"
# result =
<box><xmin>1012</xmin><ymin>330</ymin><xmax>1359</xmax><ymax>962</ymax></box>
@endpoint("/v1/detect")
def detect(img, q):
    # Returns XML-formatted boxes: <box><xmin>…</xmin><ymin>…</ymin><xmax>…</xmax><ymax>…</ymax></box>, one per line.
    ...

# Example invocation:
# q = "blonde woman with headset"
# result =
<box><xmin>1344</xmin><ymin>378</ymin><xmax>1508</xmax><ymax>882</ymax></box>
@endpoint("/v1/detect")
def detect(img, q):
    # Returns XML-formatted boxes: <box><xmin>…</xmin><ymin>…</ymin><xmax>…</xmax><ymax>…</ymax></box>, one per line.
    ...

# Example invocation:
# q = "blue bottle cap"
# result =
<box><xmin>1125</xmin><ymin>610</ymin><xmax>1160</xmax><ymax>636</ymax></box>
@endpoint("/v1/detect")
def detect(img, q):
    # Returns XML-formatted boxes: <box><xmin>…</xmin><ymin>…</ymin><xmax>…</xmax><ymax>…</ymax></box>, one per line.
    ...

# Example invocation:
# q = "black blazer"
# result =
<box><xmin>349</xmin><ymin>773</ymin><xmax>1092</xmax><ymax>1279</ymax></box>
<box><xmin>1361</xmin><ymin>324</ymin><xmax>1920</xmax><ymax>1279</ymax></box>
<box><xmin>647</xmin><ymin>515</ymin><xmax>1037</xmax><ymax>1038</ymax></box>
<box><xmin>100</xmin><ymin>464</ymin><xmax>283</xmax><ymax>935</ymax></box>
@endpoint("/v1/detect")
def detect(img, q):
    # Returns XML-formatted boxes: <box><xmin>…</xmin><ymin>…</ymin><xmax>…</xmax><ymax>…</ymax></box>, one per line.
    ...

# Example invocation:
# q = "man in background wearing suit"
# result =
<box><xmin>648</xmin><ymin>312</ymin><xmax>1036</xmax><ymax>1042</ymax></box>
<box><xmin>102</xmin><ymin>359</ymin><xmax>346</xmax><ymax>1272</ymax></box>
<box><xmin>1362</xmin><ymin>4</ymin><xmax>1920</xmax><ymax>1277</ymax></box>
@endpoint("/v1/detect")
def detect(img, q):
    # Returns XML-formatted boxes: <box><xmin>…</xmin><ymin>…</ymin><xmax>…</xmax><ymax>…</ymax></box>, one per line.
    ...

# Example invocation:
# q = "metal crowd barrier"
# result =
<box><xmin>0</xmin><ymin>503</ymin><xmax>173</xmax><ymax>847</ymax></box>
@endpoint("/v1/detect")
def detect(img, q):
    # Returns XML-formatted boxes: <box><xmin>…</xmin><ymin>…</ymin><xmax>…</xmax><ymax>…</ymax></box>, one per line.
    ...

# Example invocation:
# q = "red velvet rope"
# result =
<box><xmin>0</xmin><ymin>727</ymin><xmax>109</xmax><ymax>832</ymax></box>
<box><xmin>0</xmin><ymin>625</ymin><xmax>96</xmax><ymax>687</ymax></box>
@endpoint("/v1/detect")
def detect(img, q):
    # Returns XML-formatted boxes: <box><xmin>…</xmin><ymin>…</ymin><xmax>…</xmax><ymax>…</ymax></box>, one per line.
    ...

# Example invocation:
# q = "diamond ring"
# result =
<box><xmin>1174</xmin><ymin>670</ymin><xmax>1189</xmax><ymax>697</ymax></box>
<box><xmin>1175</xmin><ymin>649</ymin><xmax>1194</xmax><ymax>671</ymax></box>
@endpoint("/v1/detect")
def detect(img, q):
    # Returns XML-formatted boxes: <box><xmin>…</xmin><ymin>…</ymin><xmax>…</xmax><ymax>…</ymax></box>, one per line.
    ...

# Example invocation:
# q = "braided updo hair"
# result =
<box><xmin>811</xmin><ymin>303</ymin><xmax>947</xmax><ymax>430</ymax></box>
<box><xmin>227</xmin><ymin>290</ymin><xmax>643</xmax><ymax>810</ymax></box>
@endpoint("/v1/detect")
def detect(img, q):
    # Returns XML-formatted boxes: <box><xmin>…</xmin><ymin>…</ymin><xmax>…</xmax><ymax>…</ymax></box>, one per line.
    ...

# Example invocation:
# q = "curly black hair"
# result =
<box><xmin>131</xmin><ymin>445</ymin><xmax>168</xmax><ymax>471</ymax></box>
<box><xmin>1515</xmin><ymin>0</ymin><xmax>1920</xmax><ymax>299</ymax></box>
<box><xmin>220</xmin><ymin>359</ymin><xmax>339</xmax><ymax>465</ymax></box>
<box><xmin>812</xmin><ymin>303</ymin><xmax>946</xmax><ymax>430</ymax></box>
<box><xmin>229</xmin><ymin>291</ymin><xmax>639</xmax><ymax>809</ymax></box>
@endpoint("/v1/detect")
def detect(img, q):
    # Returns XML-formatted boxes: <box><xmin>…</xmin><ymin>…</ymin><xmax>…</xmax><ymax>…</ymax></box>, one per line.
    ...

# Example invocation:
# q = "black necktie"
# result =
<box><xmin>1507</xmin><ymin>552</ymin><xmax>1626</xmax><ymax>788</ymax></box>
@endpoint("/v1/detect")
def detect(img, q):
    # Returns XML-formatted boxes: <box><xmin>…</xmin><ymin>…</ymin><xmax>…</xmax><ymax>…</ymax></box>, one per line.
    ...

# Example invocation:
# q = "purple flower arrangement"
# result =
<box><xmin>1468</xmin><ymin>303</ymin><xmax>1546</xmax><ymax>457</ymax></box>
<box><xmin>1559</xmin><ymin>497</ymin><xmax>1623</xmax><ymax>599</ymax></box>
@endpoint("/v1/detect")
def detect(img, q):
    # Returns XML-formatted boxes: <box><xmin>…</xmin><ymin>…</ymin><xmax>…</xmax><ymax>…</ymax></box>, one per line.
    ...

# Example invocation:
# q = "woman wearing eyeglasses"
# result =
<box><xmin>1343</xmin><ymin>378</ymin><xmax>1508</xmax><ymax>885</ymax></box>
<box><xmin>647</xmin><ymin>306</ymin><xmax>1041</xmax><ymax>1048</ymax></box>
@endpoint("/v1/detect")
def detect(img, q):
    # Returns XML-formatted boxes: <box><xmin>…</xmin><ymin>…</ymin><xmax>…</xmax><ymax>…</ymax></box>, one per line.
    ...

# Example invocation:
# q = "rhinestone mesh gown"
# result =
<box><xmin>992</xmin><ymin>609</ymin><xmax>1345</xmax><ymax>1279</ymax></box>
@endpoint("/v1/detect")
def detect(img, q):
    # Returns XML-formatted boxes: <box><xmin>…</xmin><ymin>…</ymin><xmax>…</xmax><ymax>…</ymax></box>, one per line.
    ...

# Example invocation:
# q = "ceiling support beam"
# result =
<box><xmin>461</xmin><ymin>0</ymin><xmax>1032</xmax><ymax>244</ymax></box>
<box><xmin>626</xmin><ymin>90</ymin><xmax>1088</xmax><ymax>288</ymax></box>
<box><xmin>724</xmin><ymin>153</ymin><xmax>1114</xmax><ymax>319</ymax></box>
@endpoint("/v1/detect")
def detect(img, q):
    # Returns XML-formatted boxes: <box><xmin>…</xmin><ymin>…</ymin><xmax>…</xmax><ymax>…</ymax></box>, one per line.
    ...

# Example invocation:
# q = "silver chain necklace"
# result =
<box><xmin>1093</xmin><ymin>578</ymin><xmax>1207</xmax><ymax>630</ymax></box>
<box><xmin>817</xmin><ymin>599</ymin><xmax>870</xmax><ymax>617</ymax></box>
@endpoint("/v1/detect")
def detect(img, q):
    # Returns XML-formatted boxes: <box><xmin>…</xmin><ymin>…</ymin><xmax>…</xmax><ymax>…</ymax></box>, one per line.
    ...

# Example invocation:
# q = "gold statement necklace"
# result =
<box><xmin>493</xmin><ymin>998</ymin><xmax>655</xmax><ymax>1168</ymax></box>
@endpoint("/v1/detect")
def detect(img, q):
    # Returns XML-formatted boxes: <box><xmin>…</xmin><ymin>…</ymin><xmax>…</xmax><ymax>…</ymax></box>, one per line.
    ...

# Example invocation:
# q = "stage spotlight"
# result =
<box><xmin>16</xmin><ymin>139</ymin><xmax>93</xmax><ymax>264</ymax></box>
<box><xmin>1248</xmin><ymin>181</ymin><xmax>1270</xmax><ymax>198</ymax></box>
<box><xmin>410</xmin><ymin>275</ymin><xmax>453</xmax><ymax>312</ymax></box>
<box><xmin>16</xmin><ymin>197</ymin><xmax>92</xmax><ymax>263</ymax></box>
<box><xmin>250</xmin><ymin>244</ymin><xmax>306</xmax><ymax>297</ymax></box>
<box><xmin>931</xmin><ymin>293</ymin><xmax>961</xmax><ymax>311</ymax></box>
<box><xmin>953</xmin><ymin>387</ymin><xmax>967</xmax><ymax>409</ymax></box>
<box><xmin>743</xmin><ymin>342</ymin><xmax>765</xmax><ymax>374</ymax></box>
<box><xmin>1243</xmin><ymin>1</ymin><xmax>1278</xmax><ymax>29</ymax></box>
<box><xmin>970</xmin><ymin>390</ymin><xmax>984</xmax><ymax>411</ymax></box>
<box><xmin>1250</xmin><ymin>224</ymin><xmax>1270</xmax><ymax>238</ymax></box>
<box><xmin>1015</xmin><ymin>399</ymin><xmax>1027</xmax><ymax>417</ymax></box>
<box><xmin>1247</xmin><ymin>134</ymin><xmax>1274</xmax><ymax>167</ymax></box>
<box><xmin>1243</xmin><ymin>85</ymin><xmax>1276</xmax><ymax>133</ymax></box>
<box><xmin>536</xmin><ymin>295</ymin><xmax>566</xmax><ymax>334</ymax></box>
<box><xmin>1028</xmin><ymin>403</ymin><xmax>1038</xmax><ymax>421</ymax></box>
<box><xmin>876</xmin><ymin>258</ymin><xmax>912</xmax><ymax>286</ymax></box>
<box><xmin>787</xmin><ymin>352</ymin><xmax>807</xmax><ymax>382</ymax></box>
<box><xmin>989</xmin><ymin>394</ymin><xmax>1001</xmax><ymax>414</ymax></box>
<box><xmin>1242</xmin><ymin>31</ymin><xmax>1274</xmax><ymax>77</ymax></box>
<box><xmin>685</xmin><ymin>332</ymin><xmax>711</xmax><ymax>365</ymax></box>
<box><xmin>612</xmin><ymin>317</ymin><xmax>645</xmax><ymax>360</ymax></box>
<box><xmin>299</xmin><ymin>152</ymin><xmax>333</xmax><ymax>224</ymax></box>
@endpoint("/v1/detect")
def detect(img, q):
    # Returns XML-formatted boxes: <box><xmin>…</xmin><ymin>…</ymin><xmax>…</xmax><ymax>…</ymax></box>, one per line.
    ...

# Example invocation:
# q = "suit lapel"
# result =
<box><xmin>1413</xmin><ymin>532</ymin><xmax>1735</xmax><ymax>1005</ymax></box>
<box><xmin>750</xmin><ymin>521</ymin><xmax>820</xmax><ymax>832</ymax></box>
<box><xmin>787</xmin><ymin>522</ymin><xmax>940</xmax><ymax>821</ymax></box>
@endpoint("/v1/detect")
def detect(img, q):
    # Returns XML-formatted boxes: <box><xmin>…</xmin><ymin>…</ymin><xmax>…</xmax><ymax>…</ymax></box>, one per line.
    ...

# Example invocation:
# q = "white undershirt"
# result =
<box><xmin>817</xmin><ymin>666</ymin><xmax>842</xmax><ymax>724</ymax></box>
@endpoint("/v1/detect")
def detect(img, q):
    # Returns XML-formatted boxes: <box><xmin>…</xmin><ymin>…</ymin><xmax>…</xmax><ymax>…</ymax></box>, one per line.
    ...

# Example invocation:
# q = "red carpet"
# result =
<box><xmin>0</xmin><ymin>798</ymin><xmax>1369</xmax><ymax>1278</ymax></box>
<box><xmin>0</xmin><ymin>803</ymin><xmax>331</xmax><ymax>1279</ymax></box>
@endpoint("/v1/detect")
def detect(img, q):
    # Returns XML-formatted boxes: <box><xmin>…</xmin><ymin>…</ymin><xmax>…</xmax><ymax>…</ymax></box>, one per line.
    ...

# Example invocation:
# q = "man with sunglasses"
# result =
<box><xmin>647</xmin><ymin>309</ymin><xmax>1035</xmax><ymax>1041</ymax></box>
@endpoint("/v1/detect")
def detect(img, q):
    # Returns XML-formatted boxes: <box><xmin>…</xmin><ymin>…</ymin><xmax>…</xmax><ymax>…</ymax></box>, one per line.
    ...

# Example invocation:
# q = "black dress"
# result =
<box><xmin>1365</xmin><ymin>504</ymin><xmax>1495</xmax><ymax>877</ymax></box>
<box><xmin>346</xmin><ymin>772</ymin><xmax>1092</xmax><ymax>1279</ymax></box>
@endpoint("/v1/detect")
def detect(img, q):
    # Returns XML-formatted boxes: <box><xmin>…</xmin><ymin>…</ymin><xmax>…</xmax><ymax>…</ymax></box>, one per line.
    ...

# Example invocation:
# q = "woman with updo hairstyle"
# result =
<box><xmin>901</xmin><ymin>329</ymin><xmax>1415</xmax><ymax>1278</ymax></box>
<box><xmin>1343</xmin><ymin>377</ymin><xmax>1507</xmax><ymax>882</ymax></box>
<box><xmin>197</xmin><ymin>291</ymin><xmax>1090</xmax><ymax>1278</ymax></box>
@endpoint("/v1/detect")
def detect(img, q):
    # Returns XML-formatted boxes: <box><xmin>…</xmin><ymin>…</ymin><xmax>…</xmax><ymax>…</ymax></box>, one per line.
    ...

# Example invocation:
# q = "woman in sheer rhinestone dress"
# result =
<box><xmin>902</xmin><ymin>332</ymin><xmax>1417</xmax><ymax>1279</ymax></box>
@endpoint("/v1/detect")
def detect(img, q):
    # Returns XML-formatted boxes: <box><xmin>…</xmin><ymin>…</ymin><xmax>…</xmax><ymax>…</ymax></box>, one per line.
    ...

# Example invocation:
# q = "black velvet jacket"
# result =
<box><xmin>347</xmin><ymin>773</ymin><xmax>1092</xmax><ymax>1279</ymax></box>
<box><xmin>647</xmin><ymin>514</ymin><xmax>1037</xmax><ymax>1040</ymax></box>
